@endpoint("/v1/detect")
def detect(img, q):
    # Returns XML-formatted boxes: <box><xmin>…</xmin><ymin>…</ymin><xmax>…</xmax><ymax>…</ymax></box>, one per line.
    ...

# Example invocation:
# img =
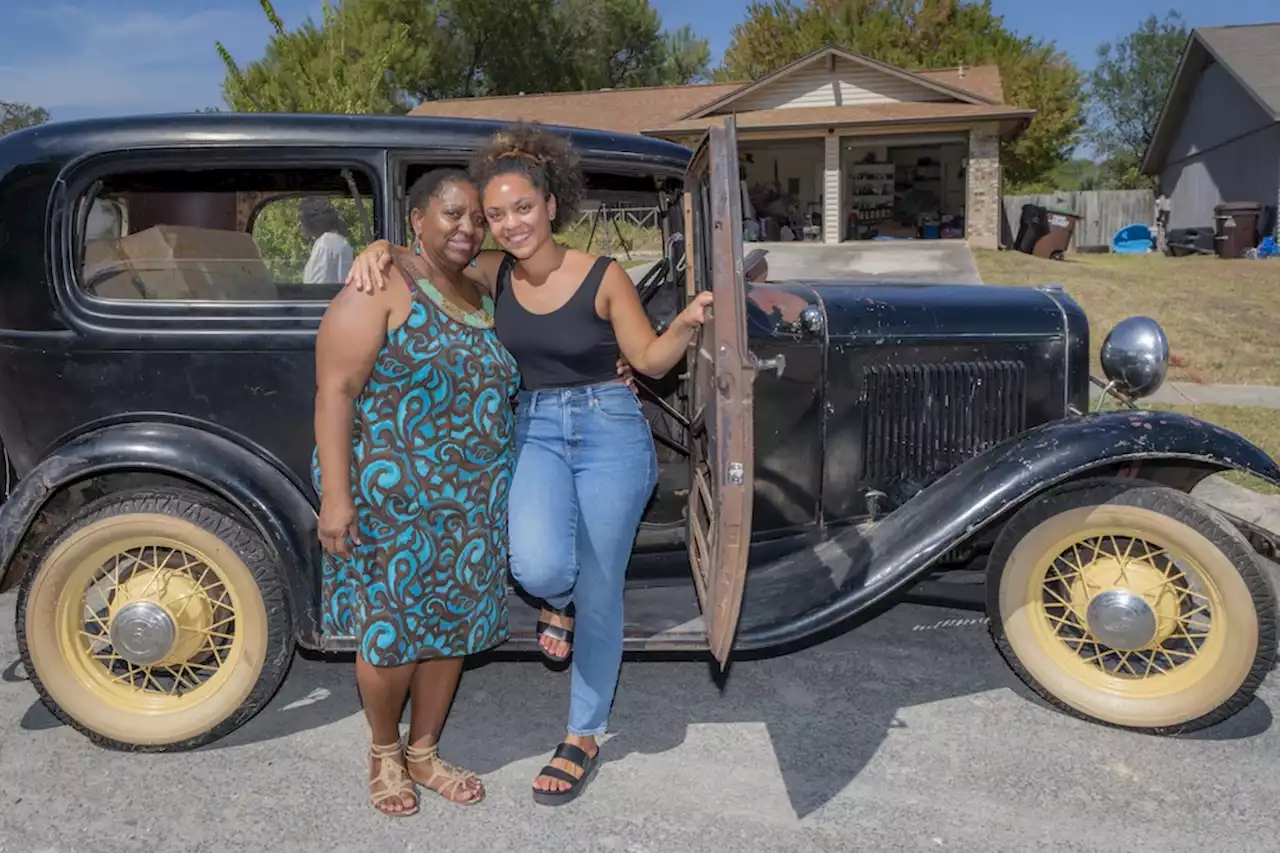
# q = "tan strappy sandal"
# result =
<box><xmin>405</xmin><ymin>740</ymin><xmax>486</xmax><ymax>806</ymax></box>
<box><xmin>369</xmin><ymin>740</ymin><xmax>419</xmax><ymax>817</ymax></box>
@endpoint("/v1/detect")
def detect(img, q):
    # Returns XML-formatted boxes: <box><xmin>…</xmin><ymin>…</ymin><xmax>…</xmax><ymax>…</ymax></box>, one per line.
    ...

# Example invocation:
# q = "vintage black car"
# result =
<box><xmin>0</xmin><ymin>113</ymin><xmax>1276</xmax><ymax>752</ymax></box>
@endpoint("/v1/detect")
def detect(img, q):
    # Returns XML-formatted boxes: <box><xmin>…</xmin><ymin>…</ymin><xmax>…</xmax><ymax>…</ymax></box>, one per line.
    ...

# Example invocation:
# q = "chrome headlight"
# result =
<box><xmin>1100</xmin><ymin>316</ymin><xmax>1170</xmax><ymax>399</ymax></box>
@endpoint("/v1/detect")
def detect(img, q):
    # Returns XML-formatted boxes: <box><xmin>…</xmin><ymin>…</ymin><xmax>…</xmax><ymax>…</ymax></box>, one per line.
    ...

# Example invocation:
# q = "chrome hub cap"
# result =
<box><xmin>109</xmin><ymin>600</ymin><xmax>178</xmax><ymax>666</ymax></box>
<box><xmin>1085</xmin><ymin>588</ymin><xmax>1158</xmax><ymax>651</ymax></box>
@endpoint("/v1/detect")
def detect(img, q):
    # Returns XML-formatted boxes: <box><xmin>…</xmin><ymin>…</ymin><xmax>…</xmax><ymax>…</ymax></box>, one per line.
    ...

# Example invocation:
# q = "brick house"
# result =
<box><xmin>410</xmin><ymin>46</ymin><xmax>1034</xmax><ymax>248</ymax></box>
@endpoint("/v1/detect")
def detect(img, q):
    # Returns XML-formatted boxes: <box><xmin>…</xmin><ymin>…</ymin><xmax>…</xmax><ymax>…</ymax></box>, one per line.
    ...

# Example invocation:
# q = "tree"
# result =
<box><xmin>717</xmin><ymin>0</ymin><xmax>1086</xmax><ymax>189</ymax></box>
<box><xmin>219</xmin><ymin>0</ymin><xmax>710</xmax><ymax>112</ymax></box>
<box><xmin>1</xmin><ymin>101</ymin><xmax>49</xmax><ymax>137</ymax></box>
<box><xmin>217</xmin><ymin>0</ymin><xmax>414</xmax><ymax>113</ymax></box>
<box><xmin>656</xmin><ymin>25</ymin><xmax>713</xmax><ymax>85</ymax></box>
<box><xmin>1087</xmin><ymin>11</ymin><xmax>1188</xmax><ymax>189</ymax></box>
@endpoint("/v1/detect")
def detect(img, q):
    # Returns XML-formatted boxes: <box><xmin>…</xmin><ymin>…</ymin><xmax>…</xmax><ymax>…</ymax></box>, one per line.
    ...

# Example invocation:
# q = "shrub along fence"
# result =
<box><xmin>1001</xmin><ymin>190</ymin><xmax>1156</xmax><ymax>252</ymax></box>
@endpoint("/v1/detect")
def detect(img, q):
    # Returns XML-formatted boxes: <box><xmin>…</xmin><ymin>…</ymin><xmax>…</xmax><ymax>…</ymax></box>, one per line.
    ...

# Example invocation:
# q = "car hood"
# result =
<box><xmin>798</xmin><ymin>281</ymin><xmax>1070</xmax><ymax>342</ymax></box>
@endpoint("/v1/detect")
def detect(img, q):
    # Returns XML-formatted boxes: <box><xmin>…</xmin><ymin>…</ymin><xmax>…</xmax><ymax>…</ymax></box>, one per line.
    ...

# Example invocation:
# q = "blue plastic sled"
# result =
<box><xmin>1112</xmin><ymin>223</ymin><xmax>1154</xmax><ymax>254</ymax></box>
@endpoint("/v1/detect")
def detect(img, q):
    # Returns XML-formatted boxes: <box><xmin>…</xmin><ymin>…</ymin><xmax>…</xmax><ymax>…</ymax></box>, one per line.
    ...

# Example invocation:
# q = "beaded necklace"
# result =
<box><xmin>408</xmin><ymin>245</ymin><xmax>494</xmax><ymax>329</ymax></box>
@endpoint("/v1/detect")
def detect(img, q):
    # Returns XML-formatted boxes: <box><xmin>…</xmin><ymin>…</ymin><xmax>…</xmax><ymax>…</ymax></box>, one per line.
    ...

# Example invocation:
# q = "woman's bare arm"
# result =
<box><xmin>601</xmin><ymin>261</ymin><xmax>711</xmax><ymax>379</ymax></box>
<box><xmin>314</xmin><ymin>285</ymin><xmax>396</xmax><ymax>505</ymax></box>
<box><xmin>347</xmin><ymin>243</ymin><xmax>505</xmax><ymax>297</ymax></box>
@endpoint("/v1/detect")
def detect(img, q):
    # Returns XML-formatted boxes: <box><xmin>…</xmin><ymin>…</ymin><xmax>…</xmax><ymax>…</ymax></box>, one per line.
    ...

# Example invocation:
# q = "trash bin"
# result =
<box><xmin>1213</xmin><ymin>201</ymin><xmax>1262</xmax><ymax>259</ymax></box>
<box><xmin>1013</xmin><ymin>204</ymin><xmax>1047</xmax><ymax>254</ymax></box>
<box><xmin>1032</xmin><ymin>205</ymin><xmax>1079</xmax><ymax>260</ymax></box>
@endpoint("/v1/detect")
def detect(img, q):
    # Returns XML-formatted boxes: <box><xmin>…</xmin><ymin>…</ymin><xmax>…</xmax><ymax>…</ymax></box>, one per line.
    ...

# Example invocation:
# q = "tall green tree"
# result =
<box><xmin>1087</xmin><ymin>11</ymin><xmax>1188</xmax><ymax>189</ymax></box>
<box><xmin>219</xmin><ymin>0</ymin><xmax>710</xmax><ymax>113</ymax></box>
<box><xmin>717</xmin><ymin>0</ymin><xmax>1086</xmax><ymax>189</ymax></box>
<box><xmin>218</xmin><ymin>0</ymin><xmax>414</xmax><ymax>113</ymax></box>
<box><xmin>1</xmin><ymin>101</ymin><xmax>50</xmax><ymax>136</ymax></box>
<box><xmin>656</xmin><ymin>25</ymin><xmax>714</xmax><ymax>85</ymax></box>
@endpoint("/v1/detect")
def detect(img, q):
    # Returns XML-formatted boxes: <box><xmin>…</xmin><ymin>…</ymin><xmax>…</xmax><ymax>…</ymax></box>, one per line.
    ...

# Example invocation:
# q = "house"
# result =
<box><xmin>1141</xmin><ymin>23</ymin><xmax>1280</xmax><ymax>236</ymax></box>
<box><xmin>409</xmin><ymin>46</ymin><xmax>1034</xmax><ymax>248</ymax></box>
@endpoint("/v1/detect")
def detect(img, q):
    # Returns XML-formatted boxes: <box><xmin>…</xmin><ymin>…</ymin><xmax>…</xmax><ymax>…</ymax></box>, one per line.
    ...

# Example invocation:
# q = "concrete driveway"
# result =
<box><xmin>2</xmin><ymin>585</ymin><xmax>1278</xmax><ymax>853</ymax></box>
<box><xmin>753</xmin><ymin>240</ymin><xmax>984</xmax><ymax>285</ymax></box>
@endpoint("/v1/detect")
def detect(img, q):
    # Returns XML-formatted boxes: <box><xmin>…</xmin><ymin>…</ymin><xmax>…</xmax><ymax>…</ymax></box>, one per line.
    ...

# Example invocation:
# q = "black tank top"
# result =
<box><xmin>493</xmin><ymin>253</ymin><xmax>622</xmax><ymax>391</ymax></box>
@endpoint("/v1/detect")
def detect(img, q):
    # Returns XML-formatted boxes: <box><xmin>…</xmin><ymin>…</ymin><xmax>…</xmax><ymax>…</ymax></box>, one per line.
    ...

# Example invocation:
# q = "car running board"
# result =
<box><xmin>318</xmin><ymin>582</ymin><xmax>711</xmax><ymax>654</ymax></box>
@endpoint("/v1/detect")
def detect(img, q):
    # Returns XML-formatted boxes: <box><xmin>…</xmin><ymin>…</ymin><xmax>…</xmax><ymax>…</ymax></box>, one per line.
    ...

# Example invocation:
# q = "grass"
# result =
<box><xmin>1162</xmin><ymin>404</ymin><xmax>1280</xmax><ymax>495</ymax></box>
<box><xmin>973</xmin><ymin>250</ymin><xmax>1280</xmax><ymax>386</ymax></box>
<box><xmin>480</xmin><ymin>225</ymin><xmax>663</xmax><ymax>262</ymax></box>
<box><xmin>558</xmin><ymin>221</ymin><xmax>663</xmax><ymax>256</ymax></box>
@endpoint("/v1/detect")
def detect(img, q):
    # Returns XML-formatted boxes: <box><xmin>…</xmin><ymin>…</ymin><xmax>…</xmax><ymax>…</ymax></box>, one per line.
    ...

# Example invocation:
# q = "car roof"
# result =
<box><xmin>0</xmin><ymin>112</ymin><xmax>695</xmax><ymax>173</ymax></box>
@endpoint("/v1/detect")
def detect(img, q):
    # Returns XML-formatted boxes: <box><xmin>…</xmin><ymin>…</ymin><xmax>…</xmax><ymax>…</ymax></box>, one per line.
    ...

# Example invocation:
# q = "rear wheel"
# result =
<box><xmin>16</xmin><ymin>487</ymin><xmax>293</xmax><ymax>750</ymax></box>
<box><xmin>986</xmin><ymin>478</ymin><xmax>1277</xmax><ymax>734</ymax></box>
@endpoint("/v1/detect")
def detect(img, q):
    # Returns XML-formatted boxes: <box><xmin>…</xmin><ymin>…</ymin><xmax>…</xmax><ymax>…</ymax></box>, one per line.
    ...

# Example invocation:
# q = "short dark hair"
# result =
<box><xmin>407</xmin><ymin>168</ymin><xmax>474</xmax><ymax>213</ymax></box>
<box><xmin>469</xmin><ymin>122</ymin><xmax>584</xmax><ymax>234</ymax></box>
<box><xmin>298</xmin><ymin>196</ymin><xmax>348</xmax><ymax>238</ymax></box>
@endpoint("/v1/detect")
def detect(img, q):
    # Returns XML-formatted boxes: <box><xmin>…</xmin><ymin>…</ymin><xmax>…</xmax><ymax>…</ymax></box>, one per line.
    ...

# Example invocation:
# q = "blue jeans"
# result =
<box><xmin>509</xmin><ymin>382</ymin><xmax>659</xmax><ymax>737</ymax></box>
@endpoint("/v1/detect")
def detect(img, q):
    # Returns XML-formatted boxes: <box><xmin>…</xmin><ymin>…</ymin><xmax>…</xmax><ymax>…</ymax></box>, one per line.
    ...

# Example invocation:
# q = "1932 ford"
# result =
<box><xmin>0</xmin><ymin>113</ymin><xmax>1276</xmax><ymax>751</ymax></box>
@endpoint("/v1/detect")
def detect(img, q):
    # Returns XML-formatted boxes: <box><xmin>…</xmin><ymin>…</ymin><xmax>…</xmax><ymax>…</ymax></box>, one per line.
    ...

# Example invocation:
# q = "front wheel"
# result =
<box><xmin>16</xmin><ymin>487</ymin><xmax>294</xmax><ymax>750</ymax></box>
<box><xmin>986</xmin><ymin>478</ymin><xmax>1277</xmax><ymax>735</ymax></box>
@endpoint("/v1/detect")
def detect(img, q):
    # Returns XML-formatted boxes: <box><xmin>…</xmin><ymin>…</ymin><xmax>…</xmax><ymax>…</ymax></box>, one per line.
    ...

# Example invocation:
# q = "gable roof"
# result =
<box><xmin>406</xmin><ymin>50</ymin><xmax>1008</xmax><ymax>138</ymax></box>
<box><xmin>646</xmin><ymin>102</ymin><xmax>1033</xmax><ymax>138</ymax></box>
<box><xmin>683</xmin><ymin>45</ymin><xmax>997</xmax><ymax>120</ymax></box>
<box><xmin>1142</xmin><ymin>23</ymin><xmax>1280</xmax><ymax>173</ymax></box>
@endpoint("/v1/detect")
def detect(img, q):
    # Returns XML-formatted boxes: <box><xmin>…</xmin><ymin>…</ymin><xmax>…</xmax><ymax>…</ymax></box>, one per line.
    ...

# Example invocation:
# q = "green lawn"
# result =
<box><xmin>973</xmin><ymin>250</ymin><xmax>1280</xmax><ymax>386</ymax></box>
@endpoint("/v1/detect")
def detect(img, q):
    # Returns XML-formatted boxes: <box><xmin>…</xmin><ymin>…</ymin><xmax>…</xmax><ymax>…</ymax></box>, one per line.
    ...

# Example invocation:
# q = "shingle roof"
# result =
<box><xmin>1196</xmin><ymin>23</ymin><xmax>1280</xmax><ymax>116</ymax></box>
<box><xmin>1142</xmin><ymin>23</ymin><xmax>1280</xmax><ymax>173</ymax></box>
<box><xmin>918</xmin><ymin>66</ymin><xmax>1005</xmax><ymax>104</ymax></box>
<box><xmin>406</xmin><ymin>52</ymin><xmax>1009</xmax><ymax>137</ymax></box>
<box><xmin>408</xmin><ymin>83</ymin><xmax>742</xmax><ymax>135</ymax></box>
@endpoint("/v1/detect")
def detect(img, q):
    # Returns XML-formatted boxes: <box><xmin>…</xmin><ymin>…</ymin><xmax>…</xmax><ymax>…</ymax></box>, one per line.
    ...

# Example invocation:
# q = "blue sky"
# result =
<box><xmin>3</xmin><ymin>0</ymin><xmax>1277</xmax><ymax>123</ymax></box>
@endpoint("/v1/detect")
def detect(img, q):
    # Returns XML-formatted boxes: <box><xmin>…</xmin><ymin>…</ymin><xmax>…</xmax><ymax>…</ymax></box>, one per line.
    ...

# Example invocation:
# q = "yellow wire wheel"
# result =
<box><xmin>987</xmin><ymin>479</ymin><xmax>1277</xmax><ymax>734</ymax></box>
<box><xmin>17</xmin><ymin>488</ymin><xmax>292</xmax><ymax>750</ymax></box>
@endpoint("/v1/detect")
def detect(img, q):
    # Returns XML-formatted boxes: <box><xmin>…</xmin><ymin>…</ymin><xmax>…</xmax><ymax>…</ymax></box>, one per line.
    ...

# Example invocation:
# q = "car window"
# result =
<box><xmin>75</xmin><ymin>165</ymin><xmax>378</xmax><ymax>302</ymax></box>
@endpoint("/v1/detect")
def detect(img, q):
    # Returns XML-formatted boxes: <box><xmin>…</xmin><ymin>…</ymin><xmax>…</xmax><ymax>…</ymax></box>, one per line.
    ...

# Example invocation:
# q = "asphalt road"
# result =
<box><xmin>1</xmin><ymin>587</ymin><xmax>1276</xmax><ymax>853</ymax></box>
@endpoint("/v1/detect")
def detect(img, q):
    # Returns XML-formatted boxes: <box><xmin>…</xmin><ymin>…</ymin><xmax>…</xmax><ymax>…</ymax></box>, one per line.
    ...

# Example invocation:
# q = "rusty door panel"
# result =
<box><xmin>684</xmin><ymin>117</ymin><xmax>757</xmax><ymax>666</ymax></box>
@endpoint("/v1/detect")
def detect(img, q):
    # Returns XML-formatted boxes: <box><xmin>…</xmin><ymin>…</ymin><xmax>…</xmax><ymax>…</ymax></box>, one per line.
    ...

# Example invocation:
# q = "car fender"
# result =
<box><xmin>0</xmin><ymin>421</ymin><xmax>321</xmax><ymax>647</ymax></box>
<box><xmin>736</xmin><ymin>409</ymin><xmax>1280</xmax><ymax>651</ymax></box>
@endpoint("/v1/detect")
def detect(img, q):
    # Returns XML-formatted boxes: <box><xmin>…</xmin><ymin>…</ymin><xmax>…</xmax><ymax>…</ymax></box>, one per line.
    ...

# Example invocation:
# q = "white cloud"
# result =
<box><xmin>0</xmin><ymin>5</ymin><xmax>283</xmax><ymax>116</ymax></box>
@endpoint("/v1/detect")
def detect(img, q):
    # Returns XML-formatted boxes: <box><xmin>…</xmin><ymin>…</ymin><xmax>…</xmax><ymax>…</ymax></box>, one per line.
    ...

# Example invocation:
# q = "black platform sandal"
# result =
<box><xmin>531</xmin><ymin>741</ymin><xmax>599</xmax><ymax>807</ymax></box>
<box><xmin>536</xmin><ymin>607</ymin><xmax>574</xmax><ymax>663</ymax></box>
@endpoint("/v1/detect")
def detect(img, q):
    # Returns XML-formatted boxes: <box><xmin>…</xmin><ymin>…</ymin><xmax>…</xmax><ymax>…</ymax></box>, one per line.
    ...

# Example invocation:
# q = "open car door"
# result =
<box><xmin>683</xmin><ymin>117</ymin><xmax>757</xmax><ymax>667</ymax></box>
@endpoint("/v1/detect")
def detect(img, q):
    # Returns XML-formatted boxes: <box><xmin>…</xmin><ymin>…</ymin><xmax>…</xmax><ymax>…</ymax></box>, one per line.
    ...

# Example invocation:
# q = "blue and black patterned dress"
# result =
<box><xmin>311</xmin><ymin>270</ymin><xmax>519</xmax><ymax>666</ymax></box>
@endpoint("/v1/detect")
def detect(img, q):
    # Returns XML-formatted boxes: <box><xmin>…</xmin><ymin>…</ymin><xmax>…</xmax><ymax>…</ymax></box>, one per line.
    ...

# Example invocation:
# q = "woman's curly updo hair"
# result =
<box><xmin>469</xmin><ymin>121</ymin><xmax>585</xmax><ymax>234</ymax></box>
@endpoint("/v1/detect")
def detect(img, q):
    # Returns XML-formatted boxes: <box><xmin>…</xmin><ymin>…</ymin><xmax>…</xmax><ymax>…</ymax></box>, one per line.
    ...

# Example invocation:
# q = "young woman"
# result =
<box><xmin>347</xmin><ymin>123</ymin><xmax>713</xmax><ymax>805</ymax></box>
<box><xmin>312</xmin><ymin>169</ymin><xmax>516</xmax><ymax>816</ymax></box>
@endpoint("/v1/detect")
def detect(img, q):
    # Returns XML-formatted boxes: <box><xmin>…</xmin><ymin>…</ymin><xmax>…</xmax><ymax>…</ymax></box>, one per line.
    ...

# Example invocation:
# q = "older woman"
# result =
<box><xmin>348</xmin><ymin>123</ymin><xmax>713</xmax><ymax>807</ymax></box>
<box><xmin>312</xmin><ymin>168</ymin><xmax>514</xmax><ymax>816</ymax></box>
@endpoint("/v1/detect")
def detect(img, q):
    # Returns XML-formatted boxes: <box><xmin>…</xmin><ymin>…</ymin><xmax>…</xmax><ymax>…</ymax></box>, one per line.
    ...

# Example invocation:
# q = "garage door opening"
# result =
<box><xmin>739</xmin><ymin>139</ymin><xmax>825</xmax><ymax>242</ymax></box>
<box><xmin>844</xmin><ymin>136</ymin><xmax>969</xmax><ymax>241</ymax></box>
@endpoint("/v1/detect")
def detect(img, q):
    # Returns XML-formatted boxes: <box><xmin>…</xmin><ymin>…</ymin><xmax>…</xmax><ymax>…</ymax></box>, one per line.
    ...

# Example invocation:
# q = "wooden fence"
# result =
<box><xmin>1000</xmin><ymin>190</ymin><xmax>1156</xmax><ymax>251</ymax></box>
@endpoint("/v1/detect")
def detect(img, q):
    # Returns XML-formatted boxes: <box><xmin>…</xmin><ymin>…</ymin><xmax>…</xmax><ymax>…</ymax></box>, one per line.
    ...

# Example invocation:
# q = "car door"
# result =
<box><xmin>683</xmin><ymin>117</ymin><xmax>757</xmax><ymax>667</ymax></box>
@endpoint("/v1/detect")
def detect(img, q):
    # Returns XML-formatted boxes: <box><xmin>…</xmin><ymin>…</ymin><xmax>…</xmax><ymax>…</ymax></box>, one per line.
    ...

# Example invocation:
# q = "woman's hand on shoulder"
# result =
<box><xmin>345</xmin><ymin>239</ymin><xmax>397</xmax><ymax>295</ymax></box>
<box><xmin>463</xmin><ymin>249</ymin><xmax>505</xmax><ymax>296</ymax></box>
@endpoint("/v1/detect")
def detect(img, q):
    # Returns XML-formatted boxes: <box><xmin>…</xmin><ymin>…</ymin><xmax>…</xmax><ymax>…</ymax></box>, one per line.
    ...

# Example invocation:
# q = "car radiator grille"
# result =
<box><xmin>862</xmin><ymin>360</ymin><xmax>1027</xmax><ymax>486</ymax></box>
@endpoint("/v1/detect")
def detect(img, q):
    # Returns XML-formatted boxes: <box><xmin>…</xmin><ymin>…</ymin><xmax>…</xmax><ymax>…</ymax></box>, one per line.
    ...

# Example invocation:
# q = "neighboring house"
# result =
<box><xmin>1141</xmin><ymin>23</ymin><xmax>1280</xmax><ymax>235</ymax></box>
<box><xmin>410</xmin><ymin>46</ymin><xmax>1034</xmax><ymax>248</ymax></box>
